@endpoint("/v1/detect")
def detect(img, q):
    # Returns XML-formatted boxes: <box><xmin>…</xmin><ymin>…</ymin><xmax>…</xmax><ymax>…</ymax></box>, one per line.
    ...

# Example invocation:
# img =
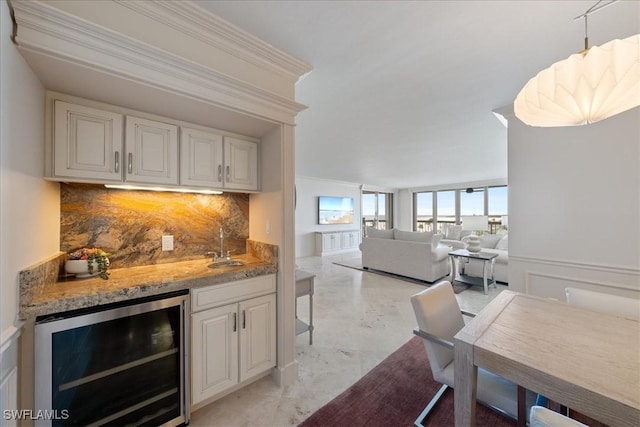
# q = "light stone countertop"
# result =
<box><xmin>19</xmin><ymin>241</ymin><xmax>278</xmax><ymax>320</ymax></box>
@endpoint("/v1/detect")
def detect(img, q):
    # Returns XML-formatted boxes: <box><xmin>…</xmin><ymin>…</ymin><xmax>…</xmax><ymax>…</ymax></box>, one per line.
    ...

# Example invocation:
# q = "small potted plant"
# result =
<box><xmin>66</xmin><ymin>248</ymin><xmax>110</xmax><ymax>279</ymax></box>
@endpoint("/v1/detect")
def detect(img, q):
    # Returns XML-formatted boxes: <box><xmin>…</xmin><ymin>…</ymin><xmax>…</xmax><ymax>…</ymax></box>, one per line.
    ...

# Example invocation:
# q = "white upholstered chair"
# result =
<box><xmin>529</xmin><ymin>406</ymin><xmax>587</xmax><ymax>427</ymax></box>
<box><xmin>565</xmin><ymin>287</ymin><xmax>640</xmax><ymax>320</ymax></box>
<box><xmin>410</xmin><ymin>281</ymin><xmax>525</xmax><ymax>427</ymax></box>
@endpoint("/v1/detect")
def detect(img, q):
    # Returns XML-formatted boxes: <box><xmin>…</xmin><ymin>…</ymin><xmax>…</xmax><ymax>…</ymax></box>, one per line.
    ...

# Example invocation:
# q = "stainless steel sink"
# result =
<box><xmin>208</xmin><ymin>260</ymin><xmax>245</xmax><ymax>269</ymax></box>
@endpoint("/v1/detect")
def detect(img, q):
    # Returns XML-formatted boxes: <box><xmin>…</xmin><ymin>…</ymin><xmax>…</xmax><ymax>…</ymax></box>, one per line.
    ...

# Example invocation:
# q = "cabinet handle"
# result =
<box><xmin>226</xmin><ymin>165</ymin><xmax>230</xmax><ymax>182</ymax></box>
<box><xmin>114</xmin><ymin>151</ymin><xmax>120</xmax><ymax>173</ymax></box>
<box><xmin>242</xmin><ymin>310</ymin><xmax>246</xmax><ymax>329</ymax></box>
<box><xmin>233</xmin><ymin>312</ymin><xmax>237</xmax><ymax>332</ymax></box>
<box><xmin>218</xmin><ymin>165</ymin><xmax>222</xmax><ymax>182</ymax></box>
<box><xmin>127</xmin><ymin>153</ymin><xmax>133</xmax><ymax>174</ymax></box>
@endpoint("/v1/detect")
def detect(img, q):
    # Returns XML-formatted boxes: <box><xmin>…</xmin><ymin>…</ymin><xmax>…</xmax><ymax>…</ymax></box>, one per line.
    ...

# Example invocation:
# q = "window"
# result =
<box><xmin>413</xmin><ymin>185</ymin><xmax>508</xmax><ymax>234</ymax></box>
<box><xmin>437</xmin><ymin>190</ymin><xmax>455</xmax><ymax>230</ymax></box>
<box><xmin>362</xmin><ymin>191</ymin><xmax>393</xmax><ymax>234</ymax></box>
<box><xmin>488</xmin><ymin>186</ymin><xmax>508</xmax><ymax>232</ymax></box>
<box><xmin>460</xmin><ymin>188</ymin><xmax>484</xmax><ymax>216</ymax></box>
<box><xmin>414</xmin><ymin>192</ymin><xmax>433</xmax><ymax>232</ymax></box>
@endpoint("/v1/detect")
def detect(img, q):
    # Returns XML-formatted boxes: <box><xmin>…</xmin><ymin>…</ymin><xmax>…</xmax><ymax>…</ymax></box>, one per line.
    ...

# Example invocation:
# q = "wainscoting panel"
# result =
<box><xmin>1</xmin><ymin>327</ymin><xmax>21</xmax><ymax>427</ymax></box>
<box><xmin>509</xmin><ymin>255</ymin><xmax>640</xmax><ymax>300</ymax></box>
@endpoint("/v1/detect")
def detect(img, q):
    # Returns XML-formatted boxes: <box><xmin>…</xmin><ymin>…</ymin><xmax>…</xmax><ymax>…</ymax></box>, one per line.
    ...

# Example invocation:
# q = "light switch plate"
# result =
<box><xmin>162</xmin><ymin>235</ymin><xmax>174</xmax><ymax>251</ymax></box>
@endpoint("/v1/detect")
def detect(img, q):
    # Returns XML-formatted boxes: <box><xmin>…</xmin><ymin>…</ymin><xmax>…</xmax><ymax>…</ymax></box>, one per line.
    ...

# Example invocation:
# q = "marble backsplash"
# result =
<box><xmin>61</xmin><ymin>183</ymin><xmax>249</xmax><ymax>268</ymax></box>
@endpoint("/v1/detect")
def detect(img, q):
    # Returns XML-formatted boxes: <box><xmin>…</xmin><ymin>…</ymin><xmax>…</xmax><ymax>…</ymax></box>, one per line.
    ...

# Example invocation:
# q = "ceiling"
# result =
<box><xmin>196</xmin><ymin>0</ymin><xmax>638</xmax><ymax>189</ymax></box>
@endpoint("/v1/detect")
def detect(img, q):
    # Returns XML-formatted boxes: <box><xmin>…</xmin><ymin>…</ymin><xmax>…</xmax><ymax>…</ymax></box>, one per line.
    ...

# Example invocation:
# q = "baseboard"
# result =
<box><xmin>271</xmin><ymin>359</ymin><xmax>299</xmax><ymax>387</ymax></box>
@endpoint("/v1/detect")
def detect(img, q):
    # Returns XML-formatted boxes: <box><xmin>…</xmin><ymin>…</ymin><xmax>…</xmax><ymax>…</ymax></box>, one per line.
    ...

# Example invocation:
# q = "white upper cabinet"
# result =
<box><xmin>224</xmin><ymin>137</ymin><xmax>258</xmax><ymax>191</ymax></box>
<box><xmin>47</xmin><ymin>93</ymin><xmax>260</xmax><ymax>191</ymax></box>
<box><xmin>125</xmin><ymin>116</ymin><xmax>178</xmax><ymax>185</ymax></box>
<box><xmin>52</xmin><ymin>100</ymin><xmax>123</xmax><ymax>182</ymax></box>
<box><xmin>180</xmin><ymin>127</ymin><xmax>224</xmax><ymax>187</ymax></box>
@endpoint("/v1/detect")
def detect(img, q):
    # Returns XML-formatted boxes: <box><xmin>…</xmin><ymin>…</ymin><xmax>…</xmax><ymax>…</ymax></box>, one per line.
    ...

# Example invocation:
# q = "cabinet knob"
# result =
<box><xmin>226</xmin><ymin>165</ymin><xmax>230</xmax><ymax>182</ymax></box>
<box><xmin>127</xmin><ymin>153</ymin><xmax>133</xmax><ymax>174</ymax></box>
<box><xmin>233</xmin><ymin>312</ymin><xmax>237</xmax><ymax>332</ymax></box>
<box><xmin>218</xmin><ymin>165</ymin><xmax>222</xmax><ymax>182</ymax></box>
<box><xmin>114</xmin><ymin>151</ymin><xmax>120</xmax><ymax>173</ymax></box>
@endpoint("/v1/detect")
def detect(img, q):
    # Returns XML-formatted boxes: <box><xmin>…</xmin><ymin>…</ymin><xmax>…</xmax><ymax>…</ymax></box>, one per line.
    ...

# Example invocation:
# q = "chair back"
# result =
<box><xmin>411</xmin><ymin>281</ymin><xmax>465</xmax><ymax>378</ymax></box>
<box><xmin>565</xmin><ymin>287</ymin><xmax>640</xmax><ymax>320</ymax></box>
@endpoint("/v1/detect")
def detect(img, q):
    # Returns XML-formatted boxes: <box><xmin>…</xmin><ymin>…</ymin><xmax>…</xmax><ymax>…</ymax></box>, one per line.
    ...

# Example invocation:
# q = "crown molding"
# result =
<box><xmin>11</xmin><ymin>0</ymin><xmax>308</xmax><ymax>125</ymax></box>
<box><xmin>115</xmin><ymin>0</ymin><xmax>313</xmax><ymax>82</ymax></box>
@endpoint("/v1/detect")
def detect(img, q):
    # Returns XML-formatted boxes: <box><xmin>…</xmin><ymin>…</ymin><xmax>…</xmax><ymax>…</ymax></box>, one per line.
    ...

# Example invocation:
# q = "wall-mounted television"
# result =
<box><xmin>318</xmin><ymin>196</ymin><xmax>354</xmax><ymax>225</ymax></box>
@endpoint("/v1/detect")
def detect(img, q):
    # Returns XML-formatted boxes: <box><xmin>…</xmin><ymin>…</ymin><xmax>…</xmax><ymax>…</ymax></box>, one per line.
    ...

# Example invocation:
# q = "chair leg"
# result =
<box><xmin>517</xmin><ymin>385</ymin><xmax>526</xmax><ymax>427</ymax></box>
<box><xmin>414</xmin><ymin>384</ymin><xmax>449</xmax><ymax>427</ymax></box>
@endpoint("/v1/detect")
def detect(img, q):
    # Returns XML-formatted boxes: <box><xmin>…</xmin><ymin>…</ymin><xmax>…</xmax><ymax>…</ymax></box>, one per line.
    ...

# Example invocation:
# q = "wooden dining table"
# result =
<box><xmin>454</xmin><ymin>290</ymin><xmax>640</xmax><ymax>427</ymax></box>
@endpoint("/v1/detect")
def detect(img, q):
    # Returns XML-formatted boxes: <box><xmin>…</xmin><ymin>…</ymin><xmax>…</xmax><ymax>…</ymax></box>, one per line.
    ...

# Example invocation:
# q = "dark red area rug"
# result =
<box><xmin>298</xmin><ymin>336</ymin><xmax>512</xmax><ymax>427</ymax></box>
<box><xmin>298</xmin><ymin>336</ymin><xmax>604</xmax><ymax>427</ymax></box>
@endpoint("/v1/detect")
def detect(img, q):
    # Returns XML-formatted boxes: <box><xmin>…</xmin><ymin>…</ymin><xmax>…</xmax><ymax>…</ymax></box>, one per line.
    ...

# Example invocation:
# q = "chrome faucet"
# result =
<box><xmin>219</xmin><ymin>227</ymin><xmax>225</xmax><ymax>260</ymax></box>
<box><xmin>206</xmin><ymin>227</ymin><xmax>228</xmax><ymax>263</ymax></box>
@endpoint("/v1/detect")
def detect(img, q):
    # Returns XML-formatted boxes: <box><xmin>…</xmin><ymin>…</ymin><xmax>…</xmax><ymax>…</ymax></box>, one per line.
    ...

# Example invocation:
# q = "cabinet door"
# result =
<box><xmin>343</xmin><ymin>231</ymin><xmax>359</xmax><ymax>250</ymax></box>
<box><xmin>322</xmin><ymin>233</ymin><xmax>340</xmax><ymax>252</ymax></box>
<box><xmin>223</xmin><ymin>137</ymin><xmax>258</xmax><ymax>191</ymax></box>
<box><xmin>53</xmin><ymin>100</ymin><xmax>123</xmax><ymax>181</ymax></box>
<box><xmin>191</xmin><ymin>304</ymin><xmax>238</xmax><ymax>405</ymax></box>
<box><xmin>125</xmin><ymin>116</ymin><xmax>178</xmax><ymax>185</ymax></box>
<box><xmin>239</xmin><ymin>294</ymin><xmax>276</xmax><ymax>382</ymax></box>
<box><xmin>180</xmin><ymin>127</ymin><xmax>223</xmax><ymax>188</ymax></box>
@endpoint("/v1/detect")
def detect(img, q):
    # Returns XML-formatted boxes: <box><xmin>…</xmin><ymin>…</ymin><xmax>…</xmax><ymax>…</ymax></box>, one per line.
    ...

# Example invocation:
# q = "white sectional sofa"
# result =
<box><xmin>359</xmin><ymin>228</ymin><xmax>451</xmax><ymax>282</ymax></box>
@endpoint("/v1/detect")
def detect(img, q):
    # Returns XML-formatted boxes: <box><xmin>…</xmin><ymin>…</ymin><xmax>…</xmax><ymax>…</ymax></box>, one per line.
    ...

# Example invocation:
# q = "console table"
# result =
<box><xmin>448</xmin><ymin>249</ymin><xmax>498</xmax><ymax>294</ymax></box>
<box><xmin>295</xmin><ymin>269</ymin><xmax>315</xmax><ymax>344</ymax></box>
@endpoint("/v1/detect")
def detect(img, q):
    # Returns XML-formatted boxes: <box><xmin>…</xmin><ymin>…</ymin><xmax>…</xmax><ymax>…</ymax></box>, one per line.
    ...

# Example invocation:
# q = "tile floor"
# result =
<box><xmin>189</xmin><ymin>252</ymin><xmax>507</xmax><ymax>427</ymax></box>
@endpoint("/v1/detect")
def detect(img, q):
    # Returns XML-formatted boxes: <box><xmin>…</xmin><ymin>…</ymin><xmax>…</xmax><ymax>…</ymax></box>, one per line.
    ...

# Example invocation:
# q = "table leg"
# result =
<box><xmin>309</xmin><ymin>293</ymin><xmax>314</xmax><ymax>345</ymax></box>
<box><xmin>482</xmin><ymin>260</ymin><xmax>488</xmax><ymax>294</ymax></box>
<box><xmin>450</xmin><ymin>255</ymin><xmax>458</xmax><ymax>282</ymax></box>
<box><xmin>455</xmin><ymin>338</ymin><xmax>477</xmax><ymax>427</ymax></box>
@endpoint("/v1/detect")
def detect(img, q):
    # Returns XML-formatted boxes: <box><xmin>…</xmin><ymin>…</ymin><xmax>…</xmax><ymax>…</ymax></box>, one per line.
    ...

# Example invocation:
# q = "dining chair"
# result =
<box><xmin>529</xmin><ymin>406</ymin><xmax>587</xmax><ymax>427</ymax></box>
<box><xmin>410</xmin><ymin>281</ymin><xmax>525</xmax><ymax>427</ymax></box>
<box><xmin>565</xmin><ymin>287</ymin><xmax>640</xmax><ymax>320</ymax></box>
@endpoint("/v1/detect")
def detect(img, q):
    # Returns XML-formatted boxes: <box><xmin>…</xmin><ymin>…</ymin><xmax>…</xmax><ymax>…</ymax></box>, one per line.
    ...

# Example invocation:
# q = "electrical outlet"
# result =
<box><xmin>162</xmin><ymin>235</ymin><xmax>174</xmax><ymax>251</ymax></box>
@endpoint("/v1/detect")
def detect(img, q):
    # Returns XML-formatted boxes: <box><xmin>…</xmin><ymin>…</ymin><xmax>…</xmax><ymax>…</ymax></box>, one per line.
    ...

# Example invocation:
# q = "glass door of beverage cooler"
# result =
<box><xmin>35</xmin><ymin>290</ymin><xmax>189</xmax><ymax>427</ymax></box>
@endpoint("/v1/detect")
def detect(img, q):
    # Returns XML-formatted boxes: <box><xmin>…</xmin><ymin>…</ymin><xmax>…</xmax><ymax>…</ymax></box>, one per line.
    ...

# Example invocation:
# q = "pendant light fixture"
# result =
<box><xmin>514</xmin><ymin>0</ymin><xmax>639</xmax><ymax>127</ymax></box>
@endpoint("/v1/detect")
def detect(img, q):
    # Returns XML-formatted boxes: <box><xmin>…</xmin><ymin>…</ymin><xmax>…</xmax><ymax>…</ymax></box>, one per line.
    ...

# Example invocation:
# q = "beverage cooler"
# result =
<box><xmin>35</xmin><ymin>290</ymin><xmax>189</xmax><ymax>426</ymax></box>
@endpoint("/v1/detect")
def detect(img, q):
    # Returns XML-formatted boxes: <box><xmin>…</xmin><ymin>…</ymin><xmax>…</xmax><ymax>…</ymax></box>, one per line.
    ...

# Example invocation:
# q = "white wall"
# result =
<box><xmin>295</xmin><ymin>176</ymin><xmax>362</xmax><ymax>257</ymax></box>
<box><xmin>1</xmin><ymin>0</ymin><xmax>60</xmax><ymax>413</ymax></box>
<box><xmin>508</xmin><ymin>106</ymin><xmax>640</xmax><ymax>300</ymax></box>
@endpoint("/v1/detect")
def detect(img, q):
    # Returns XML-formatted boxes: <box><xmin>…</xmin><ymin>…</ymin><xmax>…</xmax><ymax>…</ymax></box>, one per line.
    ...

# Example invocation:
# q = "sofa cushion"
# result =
<box><xmin>366</xmin><ymin>227</ymin><xmax>394</xmax><ymax>239</ymax></box>
<box><xmin>394</xmin><ymin>229</ymin><xmax>432</xmax><ymax>242</ymax></box>
<box><xmin>495</xmin><ymin>235</ymin><xmax>508</xmax><ymax>250</ymax></box>
<box><xmin>480</xmin><ymin>234</ymin><xmax>503</xmax><ymax>249</ymax></box>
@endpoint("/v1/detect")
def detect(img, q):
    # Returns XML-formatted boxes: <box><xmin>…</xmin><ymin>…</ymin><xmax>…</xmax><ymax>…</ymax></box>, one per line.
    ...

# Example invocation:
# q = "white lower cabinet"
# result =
<box><xmin>190</xmin><ymin>275</ymin><xmax>276</xmax><ymax>407</ymax></box>
<box><xmin>315</xmin><ymin>230</ymin><xmax>360</xmax><ymax>255</ymax></box>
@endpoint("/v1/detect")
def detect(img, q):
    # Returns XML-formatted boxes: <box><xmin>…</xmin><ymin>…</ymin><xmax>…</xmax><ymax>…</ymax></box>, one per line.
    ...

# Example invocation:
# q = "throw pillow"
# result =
<box><xmin>459</xmin><ymin>230</ymin><xmax>473</xmax><ymax>239</ymax></box>
<box><xmin>394</xmin><ymin>229</ymin><xmax>432</xmax><ymax>242</ymax></box>
<box><xmin>445</xmin><ymin>224</ymin><xmax>462</xmax><ymax>240</ymax></box>
<box><xmin>432</xmin><ymin>233</ymin><xmax>444</xmax><ymax>247</ymax></box>
<box><xmin>366</xmin><ymin>227</ymin><xmax>394</xmax><ymax>239</ymax></box>
<box><xmin>495</xmin><ymin>235</ymin><xmax>509</xmax><ymax>250</ymax></box>
<box><xmin>479</xmin><ymin>234</ymin><xmax>503</xmax><ymax>249</ymax></box>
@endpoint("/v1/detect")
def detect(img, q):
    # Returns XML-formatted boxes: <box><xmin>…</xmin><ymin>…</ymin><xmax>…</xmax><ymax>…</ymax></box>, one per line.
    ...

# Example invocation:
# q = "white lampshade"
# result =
<box><xmin>461</xmin><ymin>215</ymin><xmax>488</xmax><ymax>231</ymax></box>
<box><xmin>514</xmin><ymin>34</ymin><xmax>640</xmax><ymax>127</ymax></box>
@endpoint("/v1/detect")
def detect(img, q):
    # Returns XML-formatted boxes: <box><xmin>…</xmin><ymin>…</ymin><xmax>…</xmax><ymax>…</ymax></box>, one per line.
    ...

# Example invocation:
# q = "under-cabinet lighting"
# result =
<box><xmin>104</xmin><ymin>184</ymin><xmax>223</xmax><ymax>195</ymax></box>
